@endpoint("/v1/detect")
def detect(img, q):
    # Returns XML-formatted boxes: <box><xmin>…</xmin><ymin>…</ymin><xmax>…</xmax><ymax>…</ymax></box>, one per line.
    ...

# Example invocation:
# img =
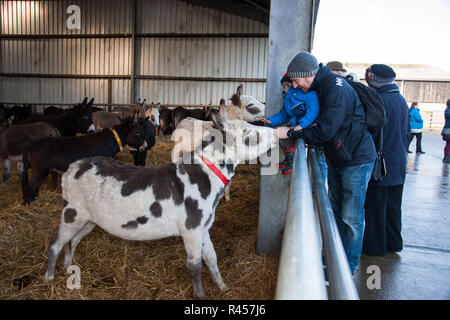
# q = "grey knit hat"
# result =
<box><xmin>287</xmin><ymin>51</ymin><xmax>319</xmax><ymax>78</ymax></box>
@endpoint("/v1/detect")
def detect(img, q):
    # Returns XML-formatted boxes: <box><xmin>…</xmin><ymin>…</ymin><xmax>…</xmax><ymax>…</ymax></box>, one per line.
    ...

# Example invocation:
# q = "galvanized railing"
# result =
<box><xmin>275</xmin><ymin>139</ymin><xmax>359</xmax><ymax>300</ymax></box>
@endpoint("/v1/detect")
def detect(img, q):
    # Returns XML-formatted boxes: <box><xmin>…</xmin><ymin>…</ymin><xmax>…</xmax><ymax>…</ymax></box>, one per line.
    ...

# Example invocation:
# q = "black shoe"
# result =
<box><xmin>407</xmin><ymin>150</ymin><xmax>413</xmax><ymax>153</ymax></box>
<box><xmin>417</xmin><ymin>151</ymin><xmax>425</xmax><ymax>154</ymax></box>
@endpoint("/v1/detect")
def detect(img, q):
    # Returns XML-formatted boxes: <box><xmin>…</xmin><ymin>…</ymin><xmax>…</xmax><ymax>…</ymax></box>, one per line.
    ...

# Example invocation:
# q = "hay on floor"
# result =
<box><xmin>0</xmin><ymin>136</ymin><xmax>278</xmax><ymax>300</ymax></box>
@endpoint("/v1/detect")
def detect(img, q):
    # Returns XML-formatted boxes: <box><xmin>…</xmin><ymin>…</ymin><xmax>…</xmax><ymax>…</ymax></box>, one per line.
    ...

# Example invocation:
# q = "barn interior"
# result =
<box><xmin>0</xmin><ymin>0</ymin><xmax>449</xmax><ymax>301</ymax></box>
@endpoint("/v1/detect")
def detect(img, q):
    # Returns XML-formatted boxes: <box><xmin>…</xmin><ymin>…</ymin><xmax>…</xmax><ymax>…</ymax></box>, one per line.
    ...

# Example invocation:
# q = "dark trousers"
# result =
<box><xmin>407</xmin><ymin>132</ymin><xmax>423</xmax><ymax>152</ymax></box>
<box><xmin>363</xmin><ymin>184</ymin><xmax>404</xmax><ymax>256</ymax></box>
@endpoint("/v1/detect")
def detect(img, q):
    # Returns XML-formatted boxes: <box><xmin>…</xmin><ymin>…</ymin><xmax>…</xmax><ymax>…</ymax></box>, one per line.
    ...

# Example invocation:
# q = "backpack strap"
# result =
<box><xmin>378</xmin><ymin>127</ymin><xmax>384</xmax><ymax>153</ymax></box>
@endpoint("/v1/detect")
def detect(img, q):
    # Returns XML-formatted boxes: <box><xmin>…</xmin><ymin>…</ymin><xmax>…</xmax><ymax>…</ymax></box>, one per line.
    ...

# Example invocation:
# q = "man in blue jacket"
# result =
<box><xmin>363</xmin><ymin>64</ymin><xmax>409</xmax><ymax>256</ymax></box>
<box><xmin>286</xmin><ymin>51</ymin><xmax>377</xmax><ymax>273</ymax></box>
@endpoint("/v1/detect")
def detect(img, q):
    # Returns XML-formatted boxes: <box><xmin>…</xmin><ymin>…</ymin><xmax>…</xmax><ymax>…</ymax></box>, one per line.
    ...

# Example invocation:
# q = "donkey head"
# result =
<box><xmin>158</xmin><ymin>106</ymin><xmax>174</xmax><ymax>136</ymax></box>
<box><xmin>145</xmin><ymin>102</ymin><xmax>160</xmax><ymax>127</ymax></box>
<box><xmin>223</xmin><ymin>85</ymin><xmax>266</xmax><ymax>122</ymax></box>
<box><xmin>205</xmin><ymin>110</ymin><xmax>278</xmax><ymax>164</ymax></box>
<box><xmin>115</xmin><ymin>112</ymin><xmax>147</xmax><ymax>151</ymax></box>
<box><xmin>0</xmin><ymin>105</ymin><xmax>11</xmax><ymax>124</ymax></box>
<box><xmin>73</xmin><ymin>98</ymin><xmax>95</xmax><ymax>133</ymax></box>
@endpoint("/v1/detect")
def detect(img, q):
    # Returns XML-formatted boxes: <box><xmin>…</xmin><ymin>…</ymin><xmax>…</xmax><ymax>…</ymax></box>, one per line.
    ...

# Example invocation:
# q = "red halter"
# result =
<box><xmin>198</xmin><ymin>155</ymin><xmax>229</xmax><ymax>187</ymax></box>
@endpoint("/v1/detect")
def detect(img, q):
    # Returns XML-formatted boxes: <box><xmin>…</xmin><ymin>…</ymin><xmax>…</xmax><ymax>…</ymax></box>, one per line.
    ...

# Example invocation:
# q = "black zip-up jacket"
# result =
<box><xmin>302</xmin><ymin>65</ymin><xmax>377</xmax><ymax>167</ymax></box>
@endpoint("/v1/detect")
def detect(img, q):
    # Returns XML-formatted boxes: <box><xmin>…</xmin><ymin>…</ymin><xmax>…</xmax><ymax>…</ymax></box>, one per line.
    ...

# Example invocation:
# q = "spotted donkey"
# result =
<box><xmin>44</xmin><ymin>111</ymin><xmax>279</xmax><ymax>299</ymax></box>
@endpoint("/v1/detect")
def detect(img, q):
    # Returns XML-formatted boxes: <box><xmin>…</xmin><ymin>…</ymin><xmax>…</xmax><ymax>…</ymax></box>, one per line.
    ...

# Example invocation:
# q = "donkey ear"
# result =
<box><xmin>236</xmin><ymin>84</ymin><xmax>243</xmax><ymax>97</ymax></box>
<box><xmin>81</xmin><ymin>97</ymin><xmax>88</xmax><ymax>105</ymax></box>
<box><xmin>86</xmin><ymin>98</ymin><xmax>94</xmax><ymax>107</ymax></box>
<box><xmin>136</xmin><ymin>98</ymin><xmax>141</xmax><ymax>105</ymax></box>
<box><xmin>138</xmin><ymin>104</ymin><xmax>146</xmax><ymax>118</ymax></box>
<box><xmin>142</xmin><ymin>98</ymin><xmax>147</xmax><ymax>106</ymax></box>
<box><xmin>133</xmin><ymin>110</ymin><xmax>139</xmax><ymax>124</ymax></box>
<box><xmin>210</xmin><ymin>110</ymin><xmax>224</xmax><ymax>132</ymax></box>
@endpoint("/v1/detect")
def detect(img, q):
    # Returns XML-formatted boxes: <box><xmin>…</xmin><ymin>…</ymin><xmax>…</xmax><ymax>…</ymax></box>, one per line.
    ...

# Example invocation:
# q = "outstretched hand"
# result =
<box><xmin>260</xmin><ymin>118</ymin><xmax>272</xmax><ymax>125</ymax></box>
<box><xmin>287</xmin><ymin>128</ymin><xmax>303</xmax><ymax>140</ymax></box>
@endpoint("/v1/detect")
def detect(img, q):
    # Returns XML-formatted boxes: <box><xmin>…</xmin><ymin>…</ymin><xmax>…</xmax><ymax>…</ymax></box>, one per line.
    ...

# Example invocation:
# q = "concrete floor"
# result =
<box><xmin>353</xmin><ymin>132</ymin><xmax>450</xmax><ymax>300</ymax></box>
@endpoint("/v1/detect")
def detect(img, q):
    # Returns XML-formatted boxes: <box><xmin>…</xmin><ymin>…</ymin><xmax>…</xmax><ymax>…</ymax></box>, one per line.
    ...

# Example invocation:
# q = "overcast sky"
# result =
<box><xmin>312</xmin><ymin>0</ymin><xmax>450</xmax><ymax>73</ymax></box>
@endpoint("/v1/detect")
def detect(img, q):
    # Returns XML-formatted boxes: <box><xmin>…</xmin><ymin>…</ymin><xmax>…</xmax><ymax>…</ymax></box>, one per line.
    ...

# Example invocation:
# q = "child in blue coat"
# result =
<box><xmin>261</xmin><ymin>74</ymin><xmax>320</xmax><ymax>174</ymax></box>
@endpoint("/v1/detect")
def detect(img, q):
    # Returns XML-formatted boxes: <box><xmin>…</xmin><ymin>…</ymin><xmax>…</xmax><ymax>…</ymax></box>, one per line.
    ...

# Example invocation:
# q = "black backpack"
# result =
<box><xmin>347</xmin><ymin>81</ymin><xmax>387</xmax><ymax>132</ymax></box>
<box><xmin>348</xmin><ymin>80</ymin><xmax>387</xmax><ymax>182</ymax></box>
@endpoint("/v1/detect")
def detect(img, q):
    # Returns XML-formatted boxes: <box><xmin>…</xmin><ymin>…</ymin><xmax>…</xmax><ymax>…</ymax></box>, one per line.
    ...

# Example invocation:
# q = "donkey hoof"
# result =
<box><xmin>44</xmin><ymin>273</ymin><xmax>54</xmax><ymax>281</ymax></box>
<box><xmin>195</xmin><ymin>293</ymin><xmax>210</xmax><ymax>300</ymax></box>
<box><xmin>193</xmin><ymin>288</ymin><xmax>210</xmax><ymax>300</ymax></box>
<box><xmin>219</xmin><ymin>284</ymin><xmax>229</xmax><ymax>293</ymax></box>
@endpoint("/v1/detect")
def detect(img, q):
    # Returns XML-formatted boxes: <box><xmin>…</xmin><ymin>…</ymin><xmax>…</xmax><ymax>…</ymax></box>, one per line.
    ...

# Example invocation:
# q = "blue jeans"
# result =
<box><xmin>316</xmin><ymin>146</ymin><xmax>328</xmax><ymax>184</ymax></box>
<box><xmin>327</xmin><ymin>161</ymin><xmax>374</xmax><ymax>273</ymax></box>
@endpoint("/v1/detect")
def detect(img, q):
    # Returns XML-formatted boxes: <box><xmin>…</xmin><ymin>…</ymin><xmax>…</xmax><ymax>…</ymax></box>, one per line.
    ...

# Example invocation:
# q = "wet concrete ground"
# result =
<box><xmin>353</xmin><ymin>132</ymin><xmax>450</xmax><ymax>299</ymax></box>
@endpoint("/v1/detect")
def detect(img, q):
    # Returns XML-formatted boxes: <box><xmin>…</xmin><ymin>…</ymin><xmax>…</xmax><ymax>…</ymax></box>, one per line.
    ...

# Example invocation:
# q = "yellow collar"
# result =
<box><xmin>111</xmin><ymin>129</ymin><xmax>123</xmax><ymax>151</ymax></box>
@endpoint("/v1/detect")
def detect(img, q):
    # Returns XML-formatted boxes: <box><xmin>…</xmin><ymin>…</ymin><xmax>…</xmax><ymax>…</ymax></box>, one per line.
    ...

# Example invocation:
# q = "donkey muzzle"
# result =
<box><xmin>88</xmin><ymin>124</ymin><xmax>96</xmax><ymax>132</ymax></box>
<box><xmin>139</xmin><ymin>141</ymin><xmax>148</xmax><ymax>151</ymax></box>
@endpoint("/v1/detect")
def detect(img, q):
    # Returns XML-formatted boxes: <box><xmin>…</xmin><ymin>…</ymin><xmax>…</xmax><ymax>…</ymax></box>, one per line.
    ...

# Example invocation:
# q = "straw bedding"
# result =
<box><xmin>0</xmin><ymin>136</ymin><xmax>278</xmax><ymax>300</ymax></box>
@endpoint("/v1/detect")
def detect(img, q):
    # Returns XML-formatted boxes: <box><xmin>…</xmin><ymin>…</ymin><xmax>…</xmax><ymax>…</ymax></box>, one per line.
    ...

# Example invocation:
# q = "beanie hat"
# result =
<box><xmin>287</xmin><ymin>51</ymin><xmax>319</xmax><ymax>78</ymax></box>
<box><xmin>326</xmin><ymin>61</ymin><xmax>347</xmax><ymax>72</ymax></box>
<box><xmin>366</xmin><ymin>64</ymin><xmax>396</xmax><ymax>89</ymax></box>
<box><xmin>280</xmin><ymin>73</ymin><xmax>292</xmax><ymax>84</ymax></box>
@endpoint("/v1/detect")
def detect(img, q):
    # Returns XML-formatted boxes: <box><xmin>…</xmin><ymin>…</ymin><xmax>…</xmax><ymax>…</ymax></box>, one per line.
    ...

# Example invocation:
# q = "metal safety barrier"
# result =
<box><xmin>275</xmin><ymin>139</ymin><xmax>359</xmax><ymax>300</ymax></box>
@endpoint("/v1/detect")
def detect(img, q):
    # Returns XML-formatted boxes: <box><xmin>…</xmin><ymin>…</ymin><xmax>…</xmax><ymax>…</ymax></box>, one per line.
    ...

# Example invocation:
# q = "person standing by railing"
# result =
<box><xmin>284</xmin><ymin>51</ymin><xmax>376</xmax><ymax>274</ymax></box>
<box><xmin>407</xmin><ymin>102</ymin><xmax>425</xmax><ymax>154</ymax></box>
<box><xmin>363</xmin><ymin>64</ymin><xmax>409</xmax><ymax>257</ymax></box>
<box><xmin>443</xmin><ymin>99</ymin><xmax>450</xmax><ymax>163</ymax></box>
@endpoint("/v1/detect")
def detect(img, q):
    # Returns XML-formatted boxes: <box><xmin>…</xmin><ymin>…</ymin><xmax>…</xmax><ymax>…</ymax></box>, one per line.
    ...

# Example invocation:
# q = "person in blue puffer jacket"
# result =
<box><xmin>407</xmin><ymin>102</ymin><xmax>425</xmax><ymax>154</ymax></box>
<box><xmin>261</xmin><ymin>75</ymin><xmax>320</xmax><ymax>174</ymax></box>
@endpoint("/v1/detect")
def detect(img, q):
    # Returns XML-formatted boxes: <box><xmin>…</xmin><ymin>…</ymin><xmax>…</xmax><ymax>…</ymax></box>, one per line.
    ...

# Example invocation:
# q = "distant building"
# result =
<box><xmin>341</xmin><ymin>63</ymin><xmax>450</xmax><ymax>130</ymax></box>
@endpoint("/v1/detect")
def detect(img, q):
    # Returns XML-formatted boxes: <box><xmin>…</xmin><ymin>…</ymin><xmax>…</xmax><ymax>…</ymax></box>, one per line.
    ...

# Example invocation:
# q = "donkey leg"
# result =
<box><xmin>139</xmin><ymin>150</ymin><xmax>147</xmax><ymax>166</ymax></box>
<box><xmin>202</xmin><ymin>231</ymin><xmax>228</xmax><ymax>292</ymax></box>
<box><xmin>131</xmin><ymin>150</ymin><xmax>139</xmax><ymax>166</ymax></box>
<box><xmin>224</xmin><ymin>182</ymin><xmax>231</xmax><ymax>201</ymax></box>
<box><xmin>45</xmin><ymin>214</ymin><xmax>88</xmax><ymax>280</ymax></box>
<box><xmin>2</xmin><ymin>158</ymin><xmax>10</xmax><ymax>183</ymax></box>
<box><xmin>25</xmin><ymin>168</ymin><xmax>49</xmax><ymax>203</ymax></box>
<box><xmin>182</xmin><ymin>233</ymin><xmax>208</xmax><ymax>300</ymax></box>
<box><xmin>63</xmin><ymin>221</ymin><xmax>96</xmax><ymax>269</ymax></box>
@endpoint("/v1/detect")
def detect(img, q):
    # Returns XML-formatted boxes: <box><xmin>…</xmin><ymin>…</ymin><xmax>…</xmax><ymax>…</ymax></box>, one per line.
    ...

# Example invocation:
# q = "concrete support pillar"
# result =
<box><xmin>256</xmin><ymin>0</ymin><xmax>316</xmax><ymax>255</ymax></box>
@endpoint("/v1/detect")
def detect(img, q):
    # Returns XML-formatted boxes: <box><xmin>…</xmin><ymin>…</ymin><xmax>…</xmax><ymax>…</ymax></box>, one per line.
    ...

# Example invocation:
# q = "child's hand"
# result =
<box><xmin>294</xmin><ymin>125</ymin><xmax>302</xmax><ymax>131</ymax></box>
<box><xmin>261</xmin><ymin>118</ymin><xmax>272</xmax><ymax>125</ymax></box>
<box><xmin>287</xmin><ymin>128</ymin><xmax>303</xmax><ymax>140</ymax></box>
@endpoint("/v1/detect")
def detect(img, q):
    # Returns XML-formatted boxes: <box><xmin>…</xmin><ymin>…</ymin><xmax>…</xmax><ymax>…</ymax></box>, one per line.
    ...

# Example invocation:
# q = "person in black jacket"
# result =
<box><xmin>363</xmin><ymin>64</ymin><xmax>409</xmax><ymax>256</ymax></box>
<box><xmin>442</xmin><ymin>99</ymin><xmax>450</xmax><ymax>163</ymax></box>
<box><xmin>286</xmin><ymin>51</ymin><xmax>377</xmax><ymax>273</ymax></box>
